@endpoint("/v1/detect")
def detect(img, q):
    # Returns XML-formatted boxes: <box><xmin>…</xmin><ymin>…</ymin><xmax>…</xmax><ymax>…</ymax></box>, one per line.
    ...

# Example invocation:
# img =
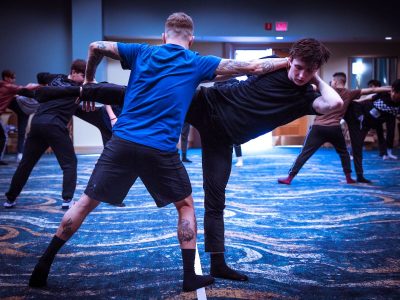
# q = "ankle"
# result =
<box><xmin>345</xmin><ymin>173</ymin><xmax>355</xmax><ymax>184</ymax></box>
<box><xmin>210</xmin><ymin>252</ymin><xmax>225</xmax><ymax>266</ymax></box>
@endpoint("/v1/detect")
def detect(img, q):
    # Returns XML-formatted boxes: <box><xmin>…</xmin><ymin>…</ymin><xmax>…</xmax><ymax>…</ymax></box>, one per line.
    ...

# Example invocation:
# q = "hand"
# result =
<box><xmin>26</xmin><ymin>83</ymin><xmax>41</xmax><ymax>90</ymax></box>
<box><xmin>82</xmin><ymin>101</ymin><xmax>96</xmax><ymax>112</ymax></box>
<box><xmin>110</xmin><ymin>117</ymin><xmax>118</xmax><ymax>127</ymax></box>
<box><xmin>285</xmin><ymin>57</ymin><xmax>291</xmax><ymax>69</ymax></box>
<box><xmin>310</xmin><ymin>73</ymin><xmax>322</xmax><ymax>86</ymax></box>
<box><xmin>83</xmin><ymin>79</ymin><xmax>98</xmax><ymax>85</ymax></box>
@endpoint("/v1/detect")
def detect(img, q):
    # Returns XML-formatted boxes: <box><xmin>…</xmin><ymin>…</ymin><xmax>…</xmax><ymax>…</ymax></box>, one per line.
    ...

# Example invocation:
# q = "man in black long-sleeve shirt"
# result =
<box><xmin>4</xmin><ymin>60</ymin><xmax>86</xmax><ymax>209</ymax></box>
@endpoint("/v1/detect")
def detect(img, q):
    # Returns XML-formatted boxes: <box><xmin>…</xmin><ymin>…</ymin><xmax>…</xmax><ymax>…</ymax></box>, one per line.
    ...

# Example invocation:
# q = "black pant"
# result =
<box><xmin>376</xmin><ymin>116</ymin><xmax>396</xmax><ymax>156</ymax></box>
<box><xmin>0</xmin><ymin>120</ymin><xmax>6</xmax><ymax>160</ymax></box>
<box><xmin>6</xmin><ymin>123</ymin><xmax>77</xmax><ymax>201</ymax></box>
<box><xmin>180</xmin><ymin>122</ymin><xmax>190</xmax><ymax>153</ymax></box>
<box><xmin>8</xmin><ymin>99</ymin><xmax>29</xmax><ymax>154</ymax></box>
<box><xmin>289</xmin><ymin>125</ymin><xmax>352</xmax><ymax>176</ymax></box>
<box><xmin>346</xmin><ymin>117</ymin><xmax>374</xmax><ymax>177</ymax></box>
<box><xmin>233</xmin><ymin>144</ymin><xmax>242</xmax><ymax>157</ymax></box>
<box><xmin>186</xmin><ymin>90</ymin><xmax>234</xmax><ymax>252</ymax></box>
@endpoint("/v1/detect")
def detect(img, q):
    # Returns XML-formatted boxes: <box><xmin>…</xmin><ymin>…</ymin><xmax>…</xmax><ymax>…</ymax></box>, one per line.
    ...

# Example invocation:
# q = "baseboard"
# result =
<box><xmin>74</xmin><ymin>146</ymin><xmax>104</xmax><ymax>154</ymax></box>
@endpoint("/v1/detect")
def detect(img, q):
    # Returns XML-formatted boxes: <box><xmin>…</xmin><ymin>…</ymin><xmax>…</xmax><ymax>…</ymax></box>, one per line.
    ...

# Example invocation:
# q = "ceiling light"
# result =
<box><xmin>385</xmin><ymin>37</ymin><xmax>392</xmax><ymax>40</ymax></box>
<box><xmin>275</xmin><ymin>36</ymin><xmax>284</xmax><ymax>40</ymax></box>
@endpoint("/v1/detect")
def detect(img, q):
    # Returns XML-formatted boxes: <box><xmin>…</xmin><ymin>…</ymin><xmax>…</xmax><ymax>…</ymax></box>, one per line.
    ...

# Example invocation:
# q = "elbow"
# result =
<box><xmin>336</xmin><ymin>98</ymin><xmax>344</xmax><ymax>109</ymax></box>
<box><xmin>332</xmin><ymin>98</ymin><xmax>344</xmax><ymax>111</ymax></box>
<box><xmin>89</xmin><ymin>41</ymin><xmax>101</xmax><ymax>54</ymax></box>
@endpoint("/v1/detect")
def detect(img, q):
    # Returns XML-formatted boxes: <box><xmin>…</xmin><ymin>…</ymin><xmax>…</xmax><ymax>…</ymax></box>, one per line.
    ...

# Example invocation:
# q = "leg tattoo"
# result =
<box><xmin>178</xmin><ymin>219</ymin><xmax>195</xmax><ymax>243</ymax></box>
<box><xmin>61</xmin><ymin>218</ymin><xmax>73</xmax><ymax>237</ymax></box>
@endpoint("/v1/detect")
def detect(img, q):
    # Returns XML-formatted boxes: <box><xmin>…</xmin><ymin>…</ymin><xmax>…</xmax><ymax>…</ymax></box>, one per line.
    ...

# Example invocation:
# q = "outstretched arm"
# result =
<box><xmin>85</xmin><ymin>41</ymin><xmax>121</xmax><ymax>83</ymax></box>
<box><xmin>312</xmin><ymin>74</ymin><xmax>343</xmax><ymax>114</ymax></box>
<box><xmin>354</xmin><ymin>94</ymin><xmax>375</xmax><ymax>102</ymax></box>
<box><xmin>215</xmin><ymin>57</ymin><xmax>289</xmax><ymax>76</ymax></box>
<box><xmin>18</xmin><ymin>85</ymin><xmax>64</xmax><ymax>101</ymax></box>
<box><xmin>360</xmin><ymin>86</ymin><xmax>391</xmax><ymax>95</ymax></box>
<box><xmin>17</xmin><ymin>83</ymin><xmax>125</xmax><ymax>106</ymax></box>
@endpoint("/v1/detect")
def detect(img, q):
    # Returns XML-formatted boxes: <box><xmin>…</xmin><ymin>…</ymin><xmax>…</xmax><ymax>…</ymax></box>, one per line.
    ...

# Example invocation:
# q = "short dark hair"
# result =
<box><xmin>70</xmin><ymin>59</ymin><xmax>86</xmax><ymax>74</ymax></box>
<box><xmin>165</xmin><ymin>12</ymin><xmax>194</xmax><ymax>40</ymax></box>
<box><xmin>2</xmin><ymin>69</ymin><xmax>15</xmax><ymax>80</ymax></box>
<box><xmin>392</xmin><ymin>79</ymin><xmax>400</xmax><ymax>93</ymax></box>
<box><xmin>367</xmin><ymin>79</ymin><xmax>381</xmax><ymax>87</ymax></box>
<box><xmin>333</xmin><ymin>72</ymin><xmax>347</xmax><ymax>84</ymax></box>
<box><xmin>289</xmin><ymin>38</ymin><xmax>331</xmax><ymax>69</ymax></box>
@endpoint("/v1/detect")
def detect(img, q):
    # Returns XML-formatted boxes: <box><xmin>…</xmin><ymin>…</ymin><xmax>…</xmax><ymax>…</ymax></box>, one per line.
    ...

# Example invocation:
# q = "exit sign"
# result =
<box><xmin>275</xmin><ymin>21</ymin><xmax>288</xmax><ymax>31</ymax></box>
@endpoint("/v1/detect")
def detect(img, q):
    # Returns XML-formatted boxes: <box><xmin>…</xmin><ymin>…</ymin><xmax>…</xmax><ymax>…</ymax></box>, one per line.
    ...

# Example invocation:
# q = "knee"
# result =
<box><xmin>75</xmin><ymin>194</ymin><xmax>99</xmax><ymax>213</ymax></box>
<box><xmin>205</xmin><ymin>201</ymin><xmax>226</xmax><ymax>217</ymax></box>
<box><xmin>175</xmin><ymin>195</ymin><xmax>194</xmax><ymax>212</ymax></box>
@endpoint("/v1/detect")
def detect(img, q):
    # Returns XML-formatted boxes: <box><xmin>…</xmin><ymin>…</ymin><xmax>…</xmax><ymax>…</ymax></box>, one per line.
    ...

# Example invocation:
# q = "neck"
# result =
<box><xmin>165</xmin><ymin>37</ymin><xmax>190</xmax><ymax>49</ymax></box>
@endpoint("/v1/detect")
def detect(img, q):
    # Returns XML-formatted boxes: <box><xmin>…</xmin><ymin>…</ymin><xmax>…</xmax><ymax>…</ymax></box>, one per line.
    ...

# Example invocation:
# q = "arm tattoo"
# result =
<box><xmin>97</xmin><ymin>41</ymin><xmax>107</xmax><ymax>50</ymax></box>
<box><xmin>260</xmin><ymin>60</ymin><xmax>275</xmax><ymax>73</ymax></box>
<box><xmin>61</xmin><ymin>218</ymin><xmax>74</xmax><ymax>238</ymax></box>
<box><xmin>217</xmin><ymin>60</ymin><xmax>251</xmax><ymax>73</ymax></box>
<box><xmin>86</xmin><ymin>42</ymin><xmax>120</xmax><ymax>81</ymax></box>
<box><xmin>177</xmin><ymin>219</ymin><xmax>195</xmax><ymax>243</ymax></box>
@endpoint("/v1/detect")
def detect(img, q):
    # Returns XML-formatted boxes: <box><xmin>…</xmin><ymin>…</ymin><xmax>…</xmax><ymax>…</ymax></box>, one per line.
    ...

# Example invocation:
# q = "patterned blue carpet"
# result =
<box><xmin>1</xmin><ymin>147</ymin><xmax>399</xmax><ymax>299</ymax></box>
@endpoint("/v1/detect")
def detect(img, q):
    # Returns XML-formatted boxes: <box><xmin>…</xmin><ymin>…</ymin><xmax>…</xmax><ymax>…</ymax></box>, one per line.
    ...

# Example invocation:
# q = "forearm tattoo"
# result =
<box><xmin>217</xmin><ymin>58</ymin><xmax>278</xmax><ymax>75</ymax></box>
<box><xmin>218</xmin><ymin>60</ymin><xmax>252</xmax><ymax>73</ymax></box>
<box><xmin>178</xmin><ymin>219</ymin><xmax>195</xmax><ymax>243</ymax></box>
<box><xmin>61</xmin><ymin>218</ymin><xmax>73</xmax><ymax>237</ymax></box>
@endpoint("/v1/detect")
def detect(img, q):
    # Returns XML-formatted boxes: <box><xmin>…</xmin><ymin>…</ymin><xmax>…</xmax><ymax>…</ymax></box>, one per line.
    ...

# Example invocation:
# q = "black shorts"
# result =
<box><xmin>85</xmin><ymin>135</ymin><xmax>192</xmax><ymax>207</ymax></box>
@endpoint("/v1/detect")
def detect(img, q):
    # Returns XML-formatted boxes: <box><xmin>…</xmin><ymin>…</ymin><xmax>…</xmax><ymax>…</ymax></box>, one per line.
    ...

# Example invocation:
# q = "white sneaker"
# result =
<box><xmin>61</xmin><ymin>199</ymin><xmax>74</xmax><ymax>209</ymax></box>
<box><xmin>16</xmin><ymin>153</ymin><xmax>23</xmax><ymax>163</ymax></box>
<box><xmin>235</xmin><ymin>158</ymin><xmax>244</xmax><ymax>167</ymax></box>
<box><xmin>3</xmin><ymin>199</ymin><xmax>17</xmax><ymax>208</ymax></box>
<box><xmin>387</xmin><ymin>149</ymin><xmax>398</xmax><ymax>160</ymax></box>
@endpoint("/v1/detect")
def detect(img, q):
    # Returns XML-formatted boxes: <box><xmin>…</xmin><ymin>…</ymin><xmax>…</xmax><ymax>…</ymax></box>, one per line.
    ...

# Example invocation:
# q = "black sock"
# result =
<box><xmin>210</xmin><ymin>253</ymin><xmax>248</xmax><ymax>281</ymax></box>
<box><xmin>181</xmin><ymin>249</ymin><xmax>214</xmax><ymax>292</ymax></box>
<box><xmin>29</xmin><ymin>235</ymin><xmax>66</xmax><ymax>288</ymax></box>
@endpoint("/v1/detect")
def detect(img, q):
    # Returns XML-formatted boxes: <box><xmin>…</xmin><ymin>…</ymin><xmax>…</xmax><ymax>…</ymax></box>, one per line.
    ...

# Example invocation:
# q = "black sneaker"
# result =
<box><xmin>357</xmin><ymin>176</ymin><xmax>372</xmax><ymax>184</ymax></box>
<box><xmin>3</xmin><ymin>199</ymin><xmax>16</xmax><ymax>208</ymax></box>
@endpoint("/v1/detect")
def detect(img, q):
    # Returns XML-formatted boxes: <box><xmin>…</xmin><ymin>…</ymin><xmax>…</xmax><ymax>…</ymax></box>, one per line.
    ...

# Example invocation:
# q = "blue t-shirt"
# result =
<box><xmin>114</xmin><ymin>42</ymin><xmax>221</xmax><ymax>152</ymax></box>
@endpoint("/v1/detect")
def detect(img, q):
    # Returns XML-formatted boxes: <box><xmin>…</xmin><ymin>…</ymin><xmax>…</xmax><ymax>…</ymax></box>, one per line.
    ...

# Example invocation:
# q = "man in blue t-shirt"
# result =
<box><xmin>29</xmin><ymin>12</ymin><xmax>290</xmax><ymax>292</ymax></box>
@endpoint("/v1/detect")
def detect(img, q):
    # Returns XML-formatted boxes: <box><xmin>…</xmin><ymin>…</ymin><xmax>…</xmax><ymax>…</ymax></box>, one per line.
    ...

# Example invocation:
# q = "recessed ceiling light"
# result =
<box><xmin>385</xmin><ymin>37</ymin><xmax>392</xmax><ymax>40</ymax></box>
<box><xmin>276</xmin><ymin>36</ymin><xmax>284</xmax><ymax>40</ymax></box>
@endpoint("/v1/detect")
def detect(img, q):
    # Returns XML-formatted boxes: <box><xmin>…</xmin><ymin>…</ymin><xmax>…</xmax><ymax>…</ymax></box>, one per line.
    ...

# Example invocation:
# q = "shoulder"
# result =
<box><xmin>117</xmin><ymin>42</ymin><xmax>149</xmax><ymax>54</ymax></box>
